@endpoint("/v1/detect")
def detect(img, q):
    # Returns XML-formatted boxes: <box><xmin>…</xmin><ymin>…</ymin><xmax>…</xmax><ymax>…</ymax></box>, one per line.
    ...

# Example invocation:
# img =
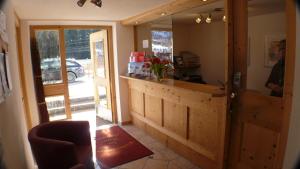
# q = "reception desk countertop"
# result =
<box><xmin>120</xmin><ymin>75</ymin><xmax>225</xmax><ymax>97</ymax></box>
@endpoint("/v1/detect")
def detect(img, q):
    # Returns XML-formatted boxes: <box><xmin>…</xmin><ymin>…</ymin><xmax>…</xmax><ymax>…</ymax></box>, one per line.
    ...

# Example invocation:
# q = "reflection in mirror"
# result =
<box><xmin>135</xmin><ymin>16</ymin><xmax>173</xmax><ymax>60</ymax></box>
<box><xmin>246</xmin><ymin>0</ymin><xmax>286</xmax><ymax>97</ymax></box>
<box><xmin>172</xmin><ymin>0</ymin><xmax>225</xmax><ymax>85</ymax></box>
<box><xmin>135</xmin><ymin>0</ymin><xmax>226</xmax><ymax>86</ymax></box>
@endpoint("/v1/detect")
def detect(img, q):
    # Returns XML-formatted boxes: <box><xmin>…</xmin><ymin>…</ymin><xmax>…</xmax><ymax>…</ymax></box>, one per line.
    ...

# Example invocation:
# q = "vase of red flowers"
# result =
<box><xmin>146</xmin><ymin>56</ymin><xmax>173</xmax><ymax>81</ymax></box>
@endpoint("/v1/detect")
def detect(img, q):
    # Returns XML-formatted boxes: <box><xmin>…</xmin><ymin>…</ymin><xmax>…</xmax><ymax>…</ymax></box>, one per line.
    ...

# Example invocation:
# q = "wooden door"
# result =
<box><xmin>90</xmin><ymin>30</ymin><xmax>113</xmax><ymax>122</ymax></box>
<box><xmin>228</xmin><ymin>0</ymin><xmax>296</xmax><ymax>169</ymax></box>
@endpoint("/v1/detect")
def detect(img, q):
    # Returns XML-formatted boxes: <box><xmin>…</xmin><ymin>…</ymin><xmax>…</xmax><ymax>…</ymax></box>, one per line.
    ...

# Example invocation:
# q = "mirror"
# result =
<box><xmin>135</xmin><ymin>0</ymin><xmax>226</xmax><ymax>86</ymax></box>
<box><xmin>172</xmin><ymin>0</ymin><xmax>225</xmax><ymax>85</ymax></box>
<box><xmin>135</xmin><ymin>16</ymin><xmax>173</xmax><ymax>60</ymax></box>
<box><xmin>246</xmin><ymin>0</ymin><xmax>286</xmax><ymax>97</ymax></box>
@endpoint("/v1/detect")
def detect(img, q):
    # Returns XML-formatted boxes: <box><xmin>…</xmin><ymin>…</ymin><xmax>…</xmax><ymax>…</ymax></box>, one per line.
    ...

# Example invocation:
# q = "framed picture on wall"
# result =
<box><xmin>264</xmin><ymin>34</ymin><xmax>286</xmax><ymax>67</ymax></box>
<box><xmin>0</xmin><ymin>11</ymin><xmax>8</xmax><ymax>43</ymax></box>
<box><xmin>0</xmin><ymin>53</ymin><xmax>11</xmax><ymax>104</ymax></box>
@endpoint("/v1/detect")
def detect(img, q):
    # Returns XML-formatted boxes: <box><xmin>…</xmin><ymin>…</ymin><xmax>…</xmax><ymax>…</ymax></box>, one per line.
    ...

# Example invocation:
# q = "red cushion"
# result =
<box><xmin>76</xmin><ymin>146</ymin><xmax>93</xmax><ymax>164</ymax></box>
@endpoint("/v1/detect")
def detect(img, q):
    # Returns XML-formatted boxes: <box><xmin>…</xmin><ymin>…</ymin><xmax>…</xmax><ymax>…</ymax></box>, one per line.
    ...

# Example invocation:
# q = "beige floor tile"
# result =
<box><xmin>147</xmin><ymin>141</ymin><xmax>167</xmax><ymax>152</ymax></box>
<box><xmin>118</xmin><ymin>157</ymin><xmax>148</xmax><ymax>169</ymax></box>
<box><xmin>137</xmin><ymin>135</ymin><xmax>157</xmax><ymax>145</ymax></box>
<box><xmin>158</xmin><ymin>149</ymin><xmax>179</xmax><ymax>161</ymax></box>
<box><xmin>150</xmin><ymin>149</ymin><xmax>170</xmax><ymax>161</ymax></box>
<box><xmin>172</xmin><ymin>157</ymin><xmax>198</xmax><ymax>169</ymax></box>
<box><xmin>95</xmin><ymin>125</ymin><xmax>201</xmax><ymax>169</ymax></box>
<box><xmin>167</xmin><ymin>162</ymin><xmax>182</xmax><ymax>169</ymax></box>
<box><xmin>143</xmin><ymin>159</ymin><xmax>169</xmax><ymax>169</ymax></box>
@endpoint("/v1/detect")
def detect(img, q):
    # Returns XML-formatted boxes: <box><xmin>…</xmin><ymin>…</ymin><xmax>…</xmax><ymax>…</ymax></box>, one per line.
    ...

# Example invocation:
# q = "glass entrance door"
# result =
<box><xmin>90</xmin><ymin>30</ymin><xmax>113</xmax><ymax>123</ymax></box>
<box><xmin>32</xmin><ymin>26</ymin><xmax>115</xmax><ymax>123</ymax></box>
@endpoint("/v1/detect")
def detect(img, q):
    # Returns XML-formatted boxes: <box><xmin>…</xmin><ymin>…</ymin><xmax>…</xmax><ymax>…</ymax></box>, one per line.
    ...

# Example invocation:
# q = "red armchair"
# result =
<box><xmin>28</xmin><ymin>121</ymin><xmax>94</xmax><ymax>169</ymax></box>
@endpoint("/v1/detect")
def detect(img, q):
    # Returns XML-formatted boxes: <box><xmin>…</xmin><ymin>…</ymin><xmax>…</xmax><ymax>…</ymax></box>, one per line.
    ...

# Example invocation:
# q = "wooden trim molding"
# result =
<box><xmin>16</xmin><ymin>20</ymin><xmax>33</xmax><ymax>129</ymax></box>
<box><xmin>30</xmin><ymin>34</ymin><xmax>50</xmax><ymax>123</ymax></box>
<box><xmin>121</xmin><ymin>0</ymin><xmax>220</xmax><ymax>25</ymax></box>
<box><xmin>275</xmin><ymin>0</ymin><xmax>297</xmax><ymax>168</ymax></box>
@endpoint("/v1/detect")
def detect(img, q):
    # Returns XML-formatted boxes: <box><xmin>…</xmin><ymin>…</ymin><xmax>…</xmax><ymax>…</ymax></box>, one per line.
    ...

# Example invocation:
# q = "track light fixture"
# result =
<box><xmin>195</xmin><ymin>16</ymin><xmax>202</xmax><ymax>24</ymax></box>
<box><xmin>206</xmin><ymin>14</ymin><xmax>212</xmax><ymax>24</ymax></box>
<box><xmin>91</xmin><ymin>0</ymin><xmax>102</xmax><ymax>7</ymax></box>
<box><xmin>77</xmin><ymin>0</ymin><xmax>102</xmax><ymax>8</ymax></box>
<box><xmin>77</xmin><ymin>0</ymin><xmax>87</xmax><ymax>7</ymax></box>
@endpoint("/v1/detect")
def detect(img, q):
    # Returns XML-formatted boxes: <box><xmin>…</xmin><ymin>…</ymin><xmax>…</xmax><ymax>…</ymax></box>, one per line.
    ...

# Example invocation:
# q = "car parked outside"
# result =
<box><xmin>41</xmin><ymin>59</ymin><xmax>85</xmax><ymax>83</ymax></box>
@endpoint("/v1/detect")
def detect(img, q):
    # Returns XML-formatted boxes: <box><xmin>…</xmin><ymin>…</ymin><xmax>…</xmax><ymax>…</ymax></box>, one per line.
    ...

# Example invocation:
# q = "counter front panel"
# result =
<box><xmin>122</xmin><ymin>76</ymin><xmax>228</xmax><ymax>169</ymax></box>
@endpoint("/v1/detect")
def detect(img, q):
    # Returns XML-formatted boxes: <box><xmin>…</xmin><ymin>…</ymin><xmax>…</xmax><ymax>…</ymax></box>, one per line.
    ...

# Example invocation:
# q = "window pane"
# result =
<box><xmin>45</xmin><ymin>95</ymin><xmax>67</xmax><ymax>121</ymax></box>
<box><xmin>97</xmin><ymin>86</ymin><xmax>112</xmax><ymax>122</ymax></box>
<box><xmin>36</xmin><ymin>30</ymin><xmax>63</xmax><ymax>85</ymax></box>
<box><xmin>95</xmin><ymin>41</ymin><xmax>106</xmax><ymax>78</ymax></box>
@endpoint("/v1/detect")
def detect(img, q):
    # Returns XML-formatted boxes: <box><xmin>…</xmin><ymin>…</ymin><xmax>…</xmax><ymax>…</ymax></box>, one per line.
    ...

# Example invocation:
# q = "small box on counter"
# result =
<box><xmin>129</xmin><ymin>52</ymin><xmax>145</xmax><ymax>63</ymax></box>
<box><xmin>128</xmin><ymin>51</ymin><xmax>153</xmax><ymax>78</ymax></box>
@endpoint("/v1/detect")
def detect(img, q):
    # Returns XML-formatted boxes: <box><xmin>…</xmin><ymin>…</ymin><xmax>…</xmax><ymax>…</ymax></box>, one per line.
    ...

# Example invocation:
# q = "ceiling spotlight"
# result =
<box><xmin>161</xmin><ymin>12</ymin><xmax>167</xmax><ymax>16</ymax></box>
<box><xmin>77</xmin><ymin>0</ymin><xmax>87</xmax><ymax>7</ymax></box>
<box><xmin>91</xmin><ymin>0</ymin><xmax>102</xmax><ymax>7</ymax></box>
<box><xmin>223</xmin><ymin>15</ymin><xmax>227</xmax><ymax>22</ymax></box>
<box><xmin>206</xmin><ymin>14</ymin><xmax>212</xmax><ymax>24</ymax></box>
<box><xmin>202</xmin><ymin>0</ymin><xmax>207</xmax><ymax>1</ymax></box>
<box><xmin>195</xmin><ymin>16</ymin><xmax>202</xmax><ymax>24</ymax></box>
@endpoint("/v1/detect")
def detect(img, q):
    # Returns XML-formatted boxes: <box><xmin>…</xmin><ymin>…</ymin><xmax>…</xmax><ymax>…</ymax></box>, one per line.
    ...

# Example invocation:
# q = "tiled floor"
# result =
<box><xmin>94</xmin><ymin>125</ymin><xmax>201</xmax><ymax>169</ymax></box>
<box><xmin>71</xmin><ymin>110</ymin><xmax>200</xmax><ymax>169</ymax></box>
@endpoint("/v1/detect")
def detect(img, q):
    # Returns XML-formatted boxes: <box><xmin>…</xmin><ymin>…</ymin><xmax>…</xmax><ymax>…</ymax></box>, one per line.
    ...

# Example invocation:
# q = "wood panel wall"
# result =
<box><xmin>126</xmin><ymin>77</ymin><xmax>227</xmax><ymax>169</ymax></box>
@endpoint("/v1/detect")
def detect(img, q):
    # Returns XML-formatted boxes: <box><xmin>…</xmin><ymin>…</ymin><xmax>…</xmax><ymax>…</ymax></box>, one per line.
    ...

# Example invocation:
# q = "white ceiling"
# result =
<box><xmin>11</xmin><ymin>0</ymin><xmax>173</xmax><ymax>21</ymax></box>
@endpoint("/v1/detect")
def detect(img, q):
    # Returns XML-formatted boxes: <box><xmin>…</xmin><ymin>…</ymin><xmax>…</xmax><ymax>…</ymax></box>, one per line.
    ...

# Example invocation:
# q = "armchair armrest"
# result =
<box><xmin>39</xmin><ymin>121</ymin><xmax>91</xmax><ymax>146</ymax></box>
<box><xmin>70</xmin><ymin>164</ymin><xmax>85</xmax><ymax>169</ymax></box>
<box><xmin>29</xmin><ymin>136</ymin><xmax>79</xmax><ymax>168</ymax></box>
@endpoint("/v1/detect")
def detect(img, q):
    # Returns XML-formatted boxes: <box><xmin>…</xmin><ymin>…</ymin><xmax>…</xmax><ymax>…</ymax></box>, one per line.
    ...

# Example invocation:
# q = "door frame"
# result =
<box><xmin>227</xmin><ymin>0</ymin><xmax>296</xmax><ymax>168</ymax></box>
<box><xmin>15</xmin><ymin>14</ymin><xmax>33</xmax><ymax>129</ymax></box>
<box><xmin>30</xmin><ymin>25</ymin><xmax>117</xmax><ymax>123</ymax></box>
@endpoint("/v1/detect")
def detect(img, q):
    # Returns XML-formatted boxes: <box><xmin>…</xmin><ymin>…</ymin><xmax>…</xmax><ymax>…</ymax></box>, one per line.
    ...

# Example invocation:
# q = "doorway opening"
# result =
<box><xmin>31</xmin><ymin>26</ymin><xmax>116</xmax><ymax>129</ymax></box>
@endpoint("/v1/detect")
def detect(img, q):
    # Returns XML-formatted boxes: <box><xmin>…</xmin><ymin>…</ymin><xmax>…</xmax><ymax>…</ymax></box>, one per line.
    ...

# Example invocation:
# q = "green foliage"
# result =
<box><xmin>36</xmin><ymin>29</ymin><xmax>99</xmax><ymax>60</ymax></box>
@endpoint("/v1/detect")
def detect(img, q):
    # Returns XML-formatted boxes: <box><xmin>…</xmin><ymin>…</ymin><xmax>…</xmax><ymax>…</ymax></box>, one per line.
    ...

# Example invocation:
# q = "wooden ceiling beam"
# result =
<box><xmin>121</xmin><ymin>0</ymin><xmax>219</xmax><ymax>26</ymax></box>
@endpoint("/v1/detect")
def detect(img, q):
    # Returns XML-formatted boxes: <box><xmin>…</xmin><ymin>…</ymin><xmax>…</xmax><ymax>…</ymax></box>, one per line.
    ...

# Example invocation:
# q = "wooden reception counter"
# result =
<box><xmin>121</xmin><ymin>76</ymin><xmax>228</xmax><ymax>169</ymax></box>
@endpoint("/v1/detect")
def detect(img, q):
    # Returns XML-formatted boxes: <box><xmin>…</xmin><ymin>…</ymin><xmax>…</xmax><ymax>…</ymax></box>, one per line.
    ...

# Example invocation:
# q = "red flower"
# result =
<box><xmin>161</xmin><ymin>59</ymin><xmax>170</xmax><ymax>65</ymax></box>
<box><xmin>151</xmin><ymin>57</ymin><xmax>161</xmax><ymax>64</ymax></box>
<box><xmin>143</xmin><ymin>62</ymin><xmax>151</xmax><ymax>68</ymax></box>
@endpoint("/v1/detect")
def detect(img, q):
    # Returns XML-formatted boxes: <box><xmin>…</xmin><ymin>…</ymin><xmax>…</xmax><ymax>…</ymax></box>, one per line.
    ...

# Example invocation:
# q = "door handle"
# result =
<box><xmin>231</xmin><ymin>92</ymin><xmax>237</xmax><ymax>99</ymax></box>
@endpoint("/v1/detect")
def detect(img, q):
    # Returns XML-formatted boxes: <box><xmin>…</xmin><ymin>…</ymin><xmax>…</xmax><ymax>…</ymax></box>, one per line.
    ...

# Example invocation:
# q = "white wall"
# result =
<box><xmin>283</xmin><ymin>6</ymin><xmax>300</xmax><ymax>169</ymax></box>
<box><xmin>247</xmin><ymin>12</ymin><xmax>286</xmax><ymax>95</ymax></box>
<box><xmin>20</xmin><ymin>20</ymin><xmax>134</xmax><ymax>126</ymax></box>
<box><xmin>0</xmin><ymin>2</ymin><xmax>35</xmax><ymax>169</ymax></box>
<box><xmin>114</xmin><ymin>23</ymin><xmax>134</xmax><ymax>122</ymax></box>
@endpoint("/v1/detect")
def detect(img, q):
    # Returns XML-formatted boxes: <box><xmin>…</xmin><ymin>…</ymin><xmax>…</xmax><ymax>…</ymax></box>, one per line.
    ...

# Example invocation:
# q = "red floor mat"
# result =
<box><xmin>96</xmin><ymin>126</ymin><xmax>153</xmax><ymax>169</ymax></box>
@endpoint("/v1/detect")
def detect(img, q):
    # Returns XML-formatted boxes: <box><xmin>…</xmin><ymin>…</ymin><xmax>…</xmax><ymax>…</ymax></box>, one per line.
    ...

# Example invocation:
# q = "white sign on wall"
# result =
<box><xmin>0</xmin><ymin>10</ymin><xmax>8</xmax><ymax>43</ymax></box>
<box><xmin>143</xmin><ymin>40</ymin><xmax>149</xmax><ymax>49</ymax></box>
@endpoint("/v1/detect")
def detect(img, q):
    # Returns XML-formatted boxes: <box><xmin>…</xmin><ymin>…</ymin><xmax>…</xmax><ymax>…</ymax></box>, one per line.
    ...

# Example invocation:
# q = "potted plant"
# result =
<box><xmin>145</xmin><ymin>56</ymin><xmax>173</xmax><ymax>81</ymax></box>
